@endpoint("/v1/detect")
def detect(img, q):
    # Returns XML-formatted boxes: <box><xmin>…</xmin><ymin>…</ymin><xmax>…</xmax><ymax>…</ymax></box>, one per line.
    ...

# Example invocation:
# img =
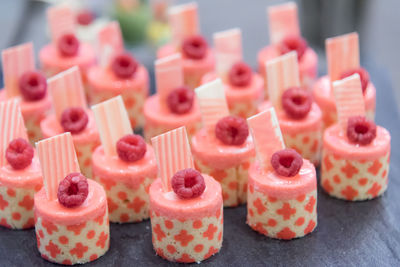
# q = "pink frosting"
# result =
<box><xmin>149</xmin><ymin>174</ymin><xmax>222</xmax><ymax>220</ymax></box>
<box><xmin>249</xmin><ymin>159</ymin><xmax>316</xmax><ymax>200</ymax></box>
<box><xmin>0</xmin><ymin>156</ymin><xmax>42</xmax><ymax>189</ymax></box>
<box><xmin>313</xmin><ymin>75</ymin><xmax>376</xmax><ymax>114</ymax></box>
<box><xmin>87</xmin><ymin>65</ymin><xmax>149</xmax><ymax>93</ymax></box>
<box><xmin>34</xmin><ymin>179</ymin><xmax>107</xmax><ymax>225</ymax></box>
<box><xmin>143</xmin><ymin>94</ymin><xmax>201</xmax><ymax>127</ymax></box>
<box><xmin>191</xmin><ymin>128</ymin><xmax>255</xmax><ymax>169</ymax></box>
<box><xmin>0</xmin><ymin>89</ymin><xmax>52</xmax><ymax>117</ymax></box>
<box><xmin>92</xmin><ymin>145</ymin><xmax>158</xmax><ymax>190</ymax></box>
<box><xmin>40</xmin><ymin>110</ymin><xmax>99</xmax><ymax>145</ymax></box>
<box><xmin>323</xmin><ymin>124</ymin><xmax>390</xmax><ymax>160</ymax></box>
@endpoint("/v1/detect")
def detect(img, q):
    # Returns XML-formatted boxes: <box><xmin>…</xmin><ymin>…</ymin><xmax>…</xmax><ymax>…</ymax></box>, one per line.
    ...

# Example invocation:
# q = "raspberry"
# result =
<box><xmin>228</xmin><ymin>62</ymin><xmax>253</xmax><ymax>87</ymax></box>
<box><xmin>60</xmin><ymin>107</ymin><xmax>89</xmax><ymax>134</ymax></box>
<box><xmin>111</xmin><ymin>53</ymin><xmax>138</xmax><ymax>79</ymax></box>
<box><xmin>5</xmin><ymin>138</ymin><xmax>34</xmax><ymax>170</ymax></box>
<box><xmin>57</xmin><ymin>173</ymin><xmax>89</xmax><ymax>208</ymax></box>
<box><xmin>166</xmin><ymin>86</ymin><xmax>194</xmax><ymax>114</ymax></box>
<box><xmin>171</xmin><ymin>168</ymin><xmax>205</xmax><ymax>199</ymax></box>
<box><xmin>271</xmin><ymin>149</ymin><xmax>303</xmax><ymax>177</ymax></box>
<box><xmin>281</xmin><ymin>87</ymin><xmax>312</xmax><ymax>119</ymax></box>
<box><xmin>19</xmin><ymin>71</ymin><xmax>47</xmax><ymax>101</ymax></box>
<box><xmin>181</xmin><ymin>35</ymin><xmax>208</xmax><ymax>60</ymax></box>
<box><xmin>278</xmin><ymin>35</ymin><xmax>308</xmax><ymax>60</ymax></box>
<box><xmin>346</xmin><ymin>116</ymin><xmax>376</xmax><ymax>145</ymax></box>
<box><xmin>340</xmin><ymin>68</ymin><xmax>370</xmax><ymax>94</ymax></box>
<box><xmin>116</xmin><ymin>134</ymin><xmax>147</xmax><ymax>162</ymax></box>
<box><xmin>76</xmin><ymin>9</ymin><xmax>95</xmax><ymax>26</ymax></box>
<box><xmin>57</xmin><ymin>33</ymin><xmax>80</xmax><ymax>57</ymax></box>
<box><xmin>215</xmin><ymin>115</ymin><xmax>249</xmax><ymax>146</ymax></box>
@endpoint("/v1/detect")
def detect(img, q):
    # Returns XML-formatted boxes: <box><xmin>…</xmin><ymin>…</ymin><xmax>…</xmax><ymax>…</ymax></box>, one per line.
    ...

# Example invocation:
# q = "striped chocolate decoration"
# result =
<box><xmin>213</xmin><ymin>28</ymin><xmax>242</xmax><ymax>77</ymax></box>
<box><xmin>268</xmin><ymin>2</ymin><xmax>300</xmax><ymax>45</ymax></box>
<box><xmin>98</xmin><ymin>21</ymin><xmax>124</xmax><ymax>67</ymax></box>
<box><xmin>47</xmin><ymin>5</ymin><xmax>76</xmax><ymax>44</ymax></box>
<box><xmin>168</xmin><ymin>2</ymin><xmax>199</xmax><ymax>46</ymax></box>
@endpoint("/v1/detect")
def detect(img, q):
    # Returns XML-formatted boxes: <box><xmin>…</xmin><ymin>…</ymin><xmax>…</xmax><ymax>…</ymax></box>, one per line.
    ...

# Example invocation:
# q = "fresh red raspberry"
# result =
<box><xmin>346</xmin><ymin>116</ymin><xmax>376</xmax><ymax>145</ymax></box>
<box><xmin>171</xmin><ymin>168</ymin><xmax>206</xmax><ymax>199</ymax></box>
<box><xmin>5</xmin><ymin>138</ymin><xmax>34</xmax><ymax>170</ymax></box>
<box><xmin>116</xmin><ymin>134</ymin><xmax>147</xmax><ymax>162</ymax></box>
<box><xmin>340</xmin><ymin>68</ymin><xmax>370</xmax><ymax>94</ymax></box>
<box><xmin>215</xmin><ymin>115</ymin><xmax>249</xmax><ymax>146</ymax></box>
<box><xmin>271</xmin><ymin>148</ymin><xmax>303</xmax><ymax>177</ymax></box>
<box><xmin>282</xmin><ymin>87</ymin><xmax>312</xmax><ymax>119</ymax></box>
<box><xmin>19</xmin><ymin>71</ymin><xmax>47</xmax><ymax>101</ymax></box>
<box><xmin>57</xmin><ymin>33</ymin><xmax>80</xmax><ymax>57</ymax></box>
<box><xmin>166</xmin><ymin>86</ymin><xmax>194</xmax><ymax>114</ymax></box>
<box><xmin>182</xmin><ymin>35</ymin><xmax>208</xmax><ymax>60</ymax></box>
<box><xmin>228</xmin><ymin>62</ymin><xmax>253</xmax><ymax>87</ymax></box>
<box><xmin>76</xmin><ymin>9</ymin><xmax>95</xmax><ymax>26</ymax></box>
<box><xmin>111</xmin><ymin>53</ymin><xmax>138</xmax><ymax>79</ymax></box>
<box><xmin>57</xmin><ymin>173</ymin><xmax>89</xmax><ymax>208</ymax></box>
<box><xmin>60</xmin><ymin>107</ymin><xmax>89</xmax><ymax>134</ymax></box>
<box><xmin>278</xmin><ymin>35</ymin><xmax>308</xmax><ymax>60</ymax></box>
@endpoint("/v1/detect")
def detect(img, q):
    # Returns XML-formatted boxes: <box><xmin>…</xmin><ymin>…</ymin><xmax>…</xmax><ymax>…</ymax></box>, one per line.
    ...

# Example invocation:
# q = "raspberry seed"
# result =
<box><xmin>57</xmin><ymin>173</ymin><xmax>89</xmax><ymax>208</ymax></box>
<box><xmin>215</xmin><ymin>115</ymin><xmax>249</xmax><ymax>146</ymax></box>
<box><xmin>116</xmin><ymin>134</ymin><xmax>147</xmax><ymax>162</ymax></box>
<box><xmin>6</xmin><ymin>138</ymin><xmax>34</xmax><ymax>170</ymax></box>
<box><xmin>271</xmin><ymin>149</ymin><xmax>303</xmax><ymax>177</ymax></box>
<box><xmin>171</xmin><ymin>168</ymin><xmax>206</xmax><ymax>199</ymax></box>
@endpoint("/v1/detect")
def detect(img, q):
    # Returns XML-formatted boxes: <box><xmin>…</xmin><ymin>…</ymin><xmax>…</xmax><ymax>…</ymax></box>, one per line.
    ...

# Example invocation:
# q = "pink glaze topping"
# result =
<box><xmin>249</xmin><ymin>159</ymin><xmax>316</xmax><ymax>200</ymax></box>
<box><xmin>34</xmin><ymin>179</ymin><xmax>107</xmax><ymax>225</ymax></box>
<box><xmin>323</xmin><ymin>124</ymin><xmax>390</xmax><ymax>160</ymax></box>
<box><xmin>92</xmin><ymin>145</ymin><xmax>158</xmax><ymax>190</ymax></box>
<box><xmin>191</xmin><ymin>128</ymin><xmax>255</xmax><ymax>169</ymax></box>
<box><xmin>0</xmin><ymin>156</ymin><xmax>42</xmax><ymax>189</ymax></box>
<box><xmin>149</xmin><ymin>174</ymin><xmax>222</xmax><ymax>220</ymax></box>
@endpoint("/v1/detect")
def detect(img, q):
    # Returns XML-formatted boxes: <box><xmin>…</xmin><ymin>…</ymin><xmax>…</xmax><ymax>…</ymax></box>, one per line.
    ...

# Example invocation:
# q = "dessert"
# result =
<box><xmin>191</xmin><ymin>79</ymin><xmax>256</xmax><ymax>207</ymax></box>
<box><xmin>40</xmin><ymin>67</ymin><xmax>100</xmax><ymax>178</ymax></box>
<box><xmin>258</xmin><ymin>2</ymin><xmax>318</xmax><ymax>95</ymax></box>
<box><xmin>87</xmin><ymin>21</ymin><xmax>150</xmax><ymax>129</ymax></box>
<box><xmin>313</xmin><ymin>32</ymin><xmax>376</xmax><ymax>129</ymax></box>
<box><xmin>35</xmin><ymin>132</ymin><xmax>109</xmax><ymax>264</ymax></box>
<box><xmin>259</xmin><ymin>52</ymin><xmax>322</xmax><ymax>165</ymax></box>
<box><xmin>0</xmin><ymin>42</ymin><xmax>52</xmax><ymax>143</ymax></box>
<box><xmin>150</xmin><ymin>127</ymin><xmax>223</xmax><ymax>263</ymax></box>
<box><xmin>91</xmin><ymin>96</ymin><xmax>158</xmax><ymax>223</ymax></box>
<box><xmin>157</xmin><ymin>2</ymin><xmax>215</xmax><ymax>89</ymax></box>
<box><xmin>143</xmin><ymin>53</ymin><xmax>202</xmax><ymax>141</ymax></box>
<box><xmin>321</xmin><ymin>74</ymin><xmax>390</xmax><ymax>201</ymax></box>
<box><xmin>202</xmin><ymin>28</ymin><xmax>264</xmax><ymax>118</ymax></box>
<box><xmin>247</xmin><ymin>108</ymin><xmax>317</xmax><ymax>239</ymax></box>
<box><xmin>0</xmin><ymin>99</ymin><xmax>43</xmax><ymax>229</ymax></box>
<box><xmin>39</xmin><ymin>6</ymin><xmax>96</xmax><ymax>89</ymax></box>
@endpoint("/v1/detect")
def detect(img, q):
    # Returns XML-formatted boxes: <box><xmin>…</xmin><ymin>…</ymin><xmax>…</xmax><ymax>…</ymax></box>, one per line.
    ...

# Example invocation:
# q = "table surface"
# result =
<box><xmin>0</xmin><ymin>1</ymin><xmax>399</xmax><ymax>266</ymax></box>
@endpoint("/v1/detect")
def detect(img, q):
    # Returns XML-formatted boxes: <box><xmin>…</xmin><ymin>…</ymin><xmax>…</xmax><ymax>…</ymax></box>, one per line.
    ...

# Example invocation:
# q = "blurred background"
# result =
<box><xmin>0</xmin><ymin>0</ymin><xmax>399</xmax><ymax>115</ymax></box>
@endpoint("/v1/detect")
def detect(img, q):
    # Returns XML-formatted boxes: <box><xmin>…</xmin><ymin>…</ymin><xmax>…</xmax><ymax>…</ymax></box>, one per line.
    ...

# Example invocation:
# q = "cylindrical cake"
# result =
<box><xmin>40</xmin><ymin>111</ymin><xmax>100</xmax><ymax>179</ymax></box>
<box><xmin>143</xmin><ymin>95</ymin><xmax>202</xmax><ymax>142</ymax></box>
<box><xmin>86</xmin><ymin>65</ymin><xmax>150</xmax><ymax>129</ymax></box>
<box><xmin>92</xmin><ymin>145</ymin><xmax>158</xmax><ymax>223</ymax></box>
<box><xmin>0</xmin><ymin>157</ymin><xmax>42</xmax><ymax>229</ymax></box>
<box><xmin>313</xmin><ymin>76</ymin><xmax>376</xmax><ymax>129</ymax></box>
<box><xmin>150</xmin><ymin>175</ymin><xmax>223</xmax><ymax>263</ymax></box>
<box><xmin>247</xmin><ymin>160</ymin><xmax>317</xmax><ymax>239</ymax></box>
<box><xmin>34</xmin><ymin>179</ymin><xmax>109</xmax><ymax>265</ymax></box>
<box><xmin>191</xmin><ymin>129</ymin><xmax>255</xmax><ymax>207</ymax></box>
<box><xmin>321</xmin><ymin>124</ymin><xmax>390</xmax><ymax>201</ymax></box>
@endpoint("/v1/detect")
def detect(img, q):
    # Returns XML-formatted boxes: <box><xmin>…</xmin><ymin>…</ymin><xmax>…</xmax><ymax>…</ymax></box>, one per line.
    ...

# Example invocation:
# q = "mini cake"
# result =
<box><xmin>143</xmin><ymin>54</ymin><xmax>202</xmax><ymax>141</ymax></box>
<box><xmin>257</xmin><ymin>2</ymin><xmax>318</xmax><ymax>95</ymax></box>
<box><xmin>40</xmin><ymin>67</ymin><xmax>100</xmax><ymax>178</ymax></box>
<box><xmin>313</xmin><ymin>32</ymin><xmax>376</xmax><ymax>129</ymax></box>
<box><xmin>247</xmin><ymin>108</ymin><xmax>317</xmax><ymax>239</ymax></box>
<box><xmin>0</xmin><ymin>42</ymin><xmax>52</xmax><ymax>143</ymax></box>
<box><xmin>150</xmin><ymin>127</ymin><xmax>223</xmax><ymax>263</ymax></box>
<box><xmin>157</xmin><ymin>2</ymin><xmax>215</xmax><ymax>89</ymax></box>
<box><xmin>39</xmin><ymin>6</ymin><xmax>96</xmax><ymax>88</ymax></box>
<box><xmin>87</xmin><ymin>21</ymin><xmax>149</xmax><ymax>129</ymax></box>
<box><xmin>35</xmin><ymin>133</ymin><xmax>109</xmax><ymax>264</ymax></box>
<box><xmin>202</xmin><ymin>28</ymin><xmax>264</xmax><ymax>119</ymax></box>
<box><xmin>321</xmin><ymin>74</ymin><xmax>390</xmax><ymax>201</ymax></box>
<box><xmin>91</xmin><ymin>96</ymin><xmax>157</xmax><ymax>223</ymax></box>
<box><xmin>259</xmin><ymin>52</ymin><xmax>322</xmax><ymax>165</ymax></box>
<box><xmin>0</xmin><ymin>100</ymin><xmax>43</xmax><ymax>229</ymax></box>
<box><xmin>191</xmin><ymin>79</ymin><xmax>255</xmax><ymax>207</ymax></box>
